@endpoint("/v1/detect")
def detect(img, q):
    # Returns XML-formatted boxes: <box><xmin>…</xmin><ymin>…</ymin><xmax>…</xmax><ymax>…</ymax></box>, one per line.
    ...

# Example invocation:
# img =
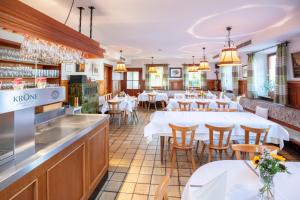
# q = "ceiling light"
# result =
<box><xmin>218</xmin><ymin>27</ymin><xmax>241</xmax><ymax>67</ymax></box>
<box><xmin>148</xmin><ymin>56</ymin><xmax>157</xmax><ymax>73</ymax></box>
<box><xmin>114</xmin><ymin>50</ymin><xmax>127</xmax><ymax>73</ymax></box>
<box><xmin>198</xmin><ymin>47</ymin><xmax>211</xmax><ymax>71</ymax></box>
<box><xmin>188</xmin><ymin>56</ymin><xmax>198</xmax><ymax>72</ymax></box>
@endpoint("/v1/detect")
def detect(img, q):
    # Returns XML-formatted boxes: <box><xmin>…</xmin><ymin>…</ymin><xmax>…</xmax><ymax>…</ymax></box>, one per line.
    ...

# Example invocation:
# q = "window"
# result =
<box><xmin>187</xmin><ymin>72</ymin><xmax>201</xmax><ymax>88</ymax></box>
<box><xmin>268</xmin><ymin>54</ymin><xmax>276</xmax><ymax>84</ymax></box>
<box><xmin>222</xmin><ymin>66</ymin><xmax>233</xmax><ymax>91</ymax></box>
<box><xmin>149</xmin><ymin>67</ymin><xmax>163</xmax><ymax>87</ymax></box>
<box><xmin>127</xmin><ymin>71</ymin><xmax>139</xmax><ymax>89</ymax></box>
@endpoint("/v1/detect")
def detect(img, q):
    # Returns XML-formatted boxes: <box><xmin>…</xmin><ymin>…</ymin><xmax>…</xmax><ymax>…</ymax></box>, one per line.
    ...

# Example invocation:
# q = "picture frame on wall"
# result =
<box><xmin>75</xmin><ymin>63</ymin><xmax>85</xmax><ymax>72</ymax></box>
<box><xmin>65</xmin><ymin>63</ymin><xmax>74</xmax><ymax>72</ymax></box>
<box><xmin>169</xmin><ymin>68</ymin><xmax>182</xmax><ymax>78</ymax></box>
<box><xmin>292</xmin><ymin>52</ymin><xmax>300</xmax><ymax>78</ymax></box>
<box><xmin>92</xmin><ymin>64</ymin><xmax>99</xmax><ymax>76</ymax></box>
<box><xmin>242</xmin><ymin>65</ymin><xmax>248</xmax><ymax>78</ymax></box>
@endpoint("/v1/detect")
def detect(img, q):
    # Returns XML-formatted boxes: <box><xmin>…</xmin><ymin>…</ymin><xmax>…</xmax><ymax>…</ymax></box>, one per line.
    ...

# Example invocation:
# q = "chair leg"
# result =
<box><xmin>224</xmin><ymin>149</ymin><xmax>230</xmax><ymax>160</ymax></box>
<box><xmin>148</xmin><ymin>102</ymin><xmax>150</xmax><ymax>110</ymax></box>
<box><xmin>170</xmin><ymin>148</ymin><xmax>177</xmax><ymax>176</ymax></box>
<box><xmin>219</xmin><ymin>150</ymin><xmax>223</xmax><ymax>160</ymax></box>
<box><xmin>196</xmin><ymin>141</ymin><xmax>199</xmax><ymax>154</ymax></box>
<box><xmin>155</xmin><ymin>102</ymin><xmax>157</xmax><ymax>110</ymax></box>
<box><xmin>208</xmin><ymin>148</ymin><xmax>213</xmax><ymax>162</ymax></box>
<box><xmin>118</xmin><ymin>114</ymin><xmax>121</xmax><ymax>127</ymax></box>
<box><xmin>189</xmin><ymin>149</ymin><xmax>196</xmax><ymax>171</ymax></box>
<box><xmin>200</xmin><ymin>142</ymin><xmax>206</xmax><ymax>159</ymax></box>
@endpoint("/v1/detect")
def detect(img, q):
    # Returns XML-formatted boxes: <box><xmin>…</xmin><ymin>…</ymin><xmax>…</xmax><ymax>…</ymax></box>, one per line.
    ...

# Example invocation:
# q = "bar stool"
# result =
<box><xmin>168</xmin><ymin>123</ymin><xmax>198</xmax><ymax>176</ymax></box>
<box><xmin>148</xmin><ymin>94</ymin><xmax>157</xmax><ymax>110</ymax></box>
<box><xmin>178</xmin><ymin>101</ymin><xmax>191</xmax><ymax>111</ymax></box>
<box><xmin>200</xmin><ymin>124</ymin><xmax>234</xmax><ymax>162</ymax></box>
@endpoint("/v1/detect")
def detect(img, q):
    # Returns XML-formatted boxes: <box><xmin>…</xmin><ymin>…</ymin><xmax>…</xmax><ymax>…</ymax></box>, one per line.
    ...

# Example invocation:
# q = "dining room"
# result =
<box><xmin>1</xmin><ymin>0</ymin><xmax>300</xmax><ymax>200</ymax></box>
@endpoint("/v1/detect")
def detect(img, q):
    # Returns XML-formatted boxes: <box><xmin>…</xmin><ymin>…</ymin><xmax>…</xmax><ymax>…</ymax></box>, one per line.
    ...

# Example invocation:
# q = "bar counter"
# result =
<box><xmin>0</xmin><ymin>114</ymin><xmax>109</xmax><ymax>199</ymax></box>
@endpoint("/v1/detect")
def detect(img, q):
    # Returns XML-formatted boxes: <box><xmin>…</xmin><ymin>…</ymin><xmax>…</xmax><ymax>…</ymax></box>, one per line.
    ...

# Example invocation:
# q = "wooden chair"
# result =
<box><xmin>215</xmin><ymin>108</ymin><xmax>238</xmax><ymax>112</ymax></box>
<box><xmin>194</xmin><ymin>108</ymin><xmax>213</xmax><ymax>112</ymax></box>
<box><xmin>154</xmin><ymin>175</ymin><xmax>170</xmax><ymax>200</ymax></box>
<box><xmin>148</xmin><ymin>94</ymin><xmax>157</xmax><ymax>110</ymax></box>
<box><xmin>108</xmin><ymin>100</ymin><xmax>124</xmax><ymax>127</ymax></box>
<box><xmin>200</xmin><ymin>124</ymin><xmax>234</xmax><ymax>162</ymax></box>
<box><xmin>177</xmin><ymin>101</ymin><xmax>191</xmax><ymax>111</ymax></box>
<box><xmin>185</xmin><ymin>93</ymin><xmax>196</xmax><ymax>99</ymax></box>
<box><xmin>195</xmin><ymin>101</ymin><xmax>210</xmax><ymax>109</ymax></box>
<box><xmin>240</xmin><ymin>125</ymin><xmax>270</xmax><ymax>145</ymax></box>
<box><xmin>216</xmin><ymin>101</ymin><xmax>230</xmax><ymax>109</ymax></box>
<box><xmin>231</xmin><ymin>144</ymin><xmax>279</xmax><ymax>160</ymax></box>
<box><xmin>131</xmin><ymin>99</ymin><xmax>139</xmax><ymax>124</ymax></box>
<box><xmin>169</xmin><ymin>123</ymin><xmax>198</xmax><ymax>176</ymax></box>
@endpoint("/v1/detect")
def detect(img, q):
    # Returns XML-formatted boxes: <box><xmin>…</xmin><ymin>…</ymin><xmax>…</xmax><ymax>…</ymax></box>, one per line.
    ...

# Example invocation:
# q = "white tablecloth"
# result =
<box><xmin>138</xmin><ymin>92</ymin><xmax>168</xmax><ymax>102</ymax></box>
<box><xmin>144</xmin><ymin>111</ymin><xmax>289</xmax><ymax>148</ymax></box>
<box><xmin>182</xmin><ymin>160</ymin><xmax>300</xmax><ymax>200</ymax></box>
<box><xmin>166</xmin><ymin>98</ymin><xmax>243</xmax><ymax>111</ymax></box>
<box><xmin>101</xmin><ymin>96</ymin><xmax>136</xmax><ymax>113</ymax></box>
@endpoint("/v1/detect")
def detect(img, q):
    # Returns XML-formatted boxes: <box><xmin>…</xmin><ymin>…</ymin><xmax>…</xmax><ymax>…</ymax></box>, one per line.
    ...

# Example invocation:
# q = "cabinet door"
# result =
<box><xmin>88</xmin><ymin>127</ymin><xmax>108</xmax><ymax>189</ymax></box>
<box><xmin>9</xmin><ymin>180</ymin><xmax>38</xmax><ymax>200</ymax></box>
<box><xmin>47</xmin><ymin>144</ymin><xmax>85</xmax><ymax>200</ymax></box>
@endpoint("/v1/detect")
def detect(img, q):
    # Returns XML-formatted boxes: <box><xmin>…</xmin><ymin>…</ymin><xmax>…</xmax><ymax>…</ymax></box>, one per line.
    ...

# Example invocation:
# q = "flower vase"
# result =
<box><xmin>259</xmin><ymin>170</ymin><xmax>275</xmax><ymax>200</ymax></box>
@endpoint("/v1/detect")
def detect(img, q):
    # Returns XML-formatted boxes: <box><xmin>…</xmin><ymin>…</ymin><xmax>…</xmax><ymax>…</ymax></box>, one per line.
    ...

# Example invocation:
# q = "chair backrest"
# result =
<box><xmin>240</xmin><ymin>125</ymin><xmax>270</xmax><ymax>145</ymax></box>
<box><xmin>178</xmin><ymin>101</ymin><xmax>191</xmax><ymax>111</ymax></box>
<box><xmin>205</xmin><ymin>124</ymin><xmax>234</xmax><ymax>149</ymax></box>
<box><xmin>196</xmin><ymin>101</ymin><xmax>210</xmax><ymax>109</ymax></box>
<box><xmin>148</xmin><ymin>94</ymin><xmax>157</xmax><ymax>102</ymax></box>
<box><xmin>255</xmin><ymin>106</ymin><xmax>268</xmax><ymax>119</ymax></box>
<box><xmin>154</xmin><ymin>175</ymin><xmax>170</xmax><ymax>200</ymax></box>
<box><xmin>216</xmin><ymin>101</ymin><xmax>230</xmax><ymax>108</ymax></box>
<box><xmin>104</xmin><ymin>93</ymin><xmax>112</xmax><ymax>102</ymax></box>
<box><xmin>216</xmin><ymin>108</ymin><xmax>238</xmax><ymax>112</ymax></box>
<box><xmin>108</xmin><ymin>100</ymin><xmax>121</xmax><ymax>112</ymax></box>
<box><xmin>185</xmin><ymin>94</ymin><xmax>196</xmax><ymax>99</ymax></box>
<box><xmin>169</xmin><ymin>123</ymin><xmax>198</xmax><ymax>149</ymax></box>
<box><xmin>232</xmin><ymin>144</ymin><xmax>279</xmax><ymax>160</ymax></box>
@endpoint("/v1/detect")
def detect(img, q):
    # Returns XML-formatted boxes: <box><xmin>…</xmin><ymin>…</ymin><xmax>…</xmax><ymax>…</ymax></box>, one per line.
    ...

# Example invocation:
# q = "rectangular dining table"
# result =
<box><xmin>144</xmin><ymin>111</ymin><xmax>289</xmax><ymax>162</ymax></box>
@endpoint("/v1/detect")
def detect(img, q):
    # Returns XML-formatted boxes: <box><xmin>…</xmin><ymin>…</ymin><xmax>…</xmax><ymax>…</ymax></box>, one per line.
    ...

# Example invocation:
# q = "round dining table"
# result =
<box><xmin>182</xmin><ymin>160</ymin><xmax>299</xmax><ymax>200</ymax></box>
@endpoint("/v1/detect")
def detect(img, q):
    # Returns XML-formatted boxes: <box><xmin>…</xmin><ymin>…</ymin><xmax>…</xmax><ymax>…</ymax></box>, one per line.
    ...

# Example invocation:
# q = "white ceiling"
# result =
<box><xmin>21</xmin><ymin>0</ymin><xmax>300</xmax><ymax>62</ymax></box>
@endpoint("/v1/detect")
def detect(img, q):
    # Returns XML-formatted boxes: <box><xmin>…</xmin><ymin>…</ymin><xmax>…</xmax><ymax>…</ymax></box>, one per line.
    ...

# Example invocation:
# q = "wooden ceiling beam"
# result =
<box><xmin>0</xmin><ymin>0</ymin><xmax>104</xmax><ymax>58</ymax></box>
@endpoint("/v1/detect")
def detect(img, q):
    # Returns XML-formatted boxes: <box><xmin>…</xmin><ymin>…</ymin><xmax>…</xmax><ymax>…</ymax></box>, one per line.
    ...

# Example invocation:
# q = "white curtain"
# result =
<box><xmin>222</xmin><ymin>66</ymin><xmax>233</xmax><ymax>91</ymax></box>
<box><xmin>253</xmin><ymin>53</ymin><xmax>267</xmax><ymax>96</ymax></box>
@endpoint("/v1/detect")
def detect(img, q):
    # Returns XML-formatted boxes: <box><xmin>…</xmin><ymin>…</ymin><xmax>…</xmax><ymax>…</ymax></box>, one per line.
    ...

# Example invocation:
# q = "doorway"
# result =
<box><xmin>124</xmin><ymin>68</ymin><xmax>143</xmax><ymax>96</ymax></box>
<box><xmin>104</xmin><ymin>64</ymin><xmax>113</xmax><ymax>94</ymax></box>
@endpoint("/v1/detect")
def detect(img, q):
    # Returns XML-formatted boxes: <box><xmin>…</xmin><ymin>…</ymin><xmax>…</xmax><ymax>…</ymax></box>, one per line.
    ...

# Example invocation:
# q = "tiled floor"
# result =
<box><xmin>96</xmin><ymin>109</ymin><xmax>300</xmax><ymax>200</ymax></box>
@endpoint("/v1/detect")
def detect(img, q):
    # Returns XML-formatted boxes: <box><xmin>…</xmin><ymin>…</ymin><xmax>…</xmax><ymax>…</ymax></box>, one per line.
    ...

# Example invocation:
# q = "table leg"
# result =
<box><xmin>160</xmin><ymin>136</ymin><xmax>165</xmax><ymax>163</ymax></box>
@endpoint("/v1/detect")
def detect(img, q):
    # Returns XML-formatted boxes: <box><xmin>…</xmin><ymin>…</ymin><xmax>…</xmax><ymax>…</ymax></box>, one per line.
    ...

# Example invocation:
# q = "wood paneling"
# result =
<box><xmin>207</xmin><ymin>80</ymin><xmax>221</xmax><ymax>91</ymax></box>
<box><xmin>0</xmin><ymin>120</ymin><xmax>109</xmax><ymax>200</ymax></box>
<box><xmin>239</xmin><ymin>80</ymin><xmax>247</xmax><ymax>95</ymax></box>
<box><xmin>288</xmin><ymin>81</ymin><xmax>300</xmax><ymax>109</ymax></box>
<box><xmin>169</xmin><ymin>80</ymin><xmax>183</xmax><ymax>90</ymax></box>
<box><xmin>0</xmin><ymin>0</ymin><xmax>104</xmax><ymax>58</ymax></box>
<box><xmin>88</xmin><ymin>127</ymin><xmax>108</xmax><ymax>190</ymax></box>
<box><xmin>0</xmin><ymin>38</ymin><xmax>21</xmax><ymax>49</ymax></box>
<box><xmin>47</xmin><ymin>144</ymin><xmax>85</xmax><ymax>200</ymax></box>
<box><xmin>97</xmin><ymin>80</ymin><xmax>105</xmax><ymax>96</ymax></box>
<box><xmin>9</xmin><ymin>180</ymin><xmax>38</xmax><ymax>200</ymax></box>
<box><xmin>104</xmin><ymin>65</ymin><xmax>113</xmax><ymax>94</ymax></box>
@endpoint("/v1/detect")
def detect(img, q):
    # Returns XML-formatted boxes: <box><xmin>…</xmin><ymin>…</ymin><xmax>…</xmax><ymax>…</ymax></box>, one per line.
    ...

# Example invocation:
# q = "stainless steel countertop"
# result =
<box><xmin>0</xmin><ymin>114</ymin><xmax>109</xmax><ymax>190</ymax></box>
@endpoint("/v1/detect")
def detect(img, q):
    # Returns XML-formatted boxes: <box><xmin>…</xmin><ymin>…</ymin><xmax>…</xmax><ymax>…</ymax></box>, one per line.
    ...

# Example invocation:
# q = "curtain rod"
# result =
<box><xmin>251</xmin><ymin>41</ymin><xmax>289</xmax><ymax>54</ymax></box>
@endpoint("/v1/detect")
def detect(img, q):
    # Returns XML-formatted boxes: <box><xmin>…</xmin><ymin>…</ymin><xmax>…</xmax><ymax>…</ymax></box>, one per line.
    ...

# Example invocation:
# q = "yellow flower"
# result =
<box><xmin>252</xmin><ymin>156</ymin><xmax>260</xmax><ymax>165</ymax></box>
<box><xmin>271</xmin><ymin>154</ymin><xmax>286</xmax><ymax>162</ymax></box>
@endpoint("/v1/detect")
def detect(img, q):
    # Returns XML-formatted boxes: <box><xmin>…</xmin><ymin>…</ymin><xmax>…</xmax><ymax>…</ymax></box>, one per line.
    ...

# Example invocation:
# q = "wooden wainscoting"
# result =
<box><xmin>207</xmin><ymin>80</ymin><xmax>221</xmax><ymax>91</ymax></box>
<box><xmin>238</xmin><ymin>80</ymin><xmax>247</xmax><ymax>95</ymax></box>
<box><xmin>288</xmin><ymin>81</ymin><xmax>300</xmax><ymax>109</ymax></box>
<box><xmin>169</xmin><ymin>80</ymin><xmax>183</xmax><ymax>90</ymax></box>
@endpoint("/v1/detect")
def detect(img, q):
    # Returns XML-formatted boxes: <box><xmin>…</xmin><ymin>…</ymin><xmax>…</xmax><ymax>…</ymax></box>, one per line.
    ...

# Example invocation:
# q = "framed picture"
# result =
<box><xmin>65</xmin><ymin>63</ymin><xmax>74</xmax><ymax>72</ymax></box>
<box><xmin>92</xmin><ymin>64</ymin><xmax>99</xmax><ymax>76</ymax></box>
<box><xmin>292</xmin><ymin>52</ymin><xmax>300</xmax><ymax>78</ymax></box>
<box><xmin>76</xmin><ymin>63</ymin><xmax>85</xmax><ymax>72</ymax></box>
<box><xmin>169</xmin><ymin>68</ymin><xmax>182</xmax><ymax>78</ymax></box>
<box><xmin>242</xmin><ymin>65</ymin><xmax>248</xmax><ymax>78</ymax></box>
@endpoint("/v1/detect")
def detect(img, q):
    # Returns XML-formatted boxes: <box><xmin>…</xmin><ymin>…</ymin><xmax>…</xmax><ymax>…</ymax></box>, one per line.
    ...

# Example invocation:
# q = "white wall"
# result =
<box><xmin>287</xmin><ymin>37</ymin><xmax>300</xmax><ymax>81</ymax></box>
<box><xmin>128</xmin><ymin>58</ymin><xmax>216</xmax><ymax>80</ymax></box>
<box><xmin>61</xmin><ymin>58</ymin><xmax>121</xmax><ymax>81</ymax></box>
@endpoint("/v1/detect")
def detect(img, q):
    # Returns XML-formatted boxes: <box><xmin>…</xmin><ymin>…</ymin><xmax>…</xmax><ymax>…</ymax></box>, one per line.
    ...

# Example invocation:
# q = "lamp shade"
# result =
<box><xmin>148</xmin><ymin>66</ymin><xmax>157</xmax><ymax>73</ymax></box>
<box><xmin>114</xmin><ymin>60</ymin><xmax>127</xmax><ymax>72</ymax></box>
<box><xmin>198</xmin><ymin>60</ymin><xmax>211</xmax><ymax>71</ymax></box>
<box><xmin>218</xmin><ymin>47</ymin><xmax>241</xmax><ymax>67</ymax></box>
<box><xmin>188</xmin><ymin>65</ymin><xmax>199</xmax><ymax>72</ymax></box>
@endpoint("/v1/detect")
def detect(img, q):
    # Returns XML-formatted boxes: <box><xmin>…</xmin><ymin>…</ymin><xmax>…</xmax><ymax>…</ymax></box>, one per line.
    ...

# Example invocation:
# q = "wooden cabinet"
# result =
<box><xmin>0</xmin><ymin>120</ymin><xmax>109</xmax><ymax>200</ymax></box>
<box><xmin>288</xmin><ymin>81</ymin><xmax>300</xmax><ymax>109</ymax></box>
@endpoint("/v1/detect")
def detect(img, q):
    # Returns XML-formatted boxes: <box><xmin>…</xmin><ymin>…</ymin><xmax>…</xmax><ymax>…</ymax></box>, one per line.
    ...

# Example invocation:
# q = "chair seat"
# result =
<box><xmin>169</xmin><ymin>137</ymin><xmax>193</xmax><ymax>149</ymax></box>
